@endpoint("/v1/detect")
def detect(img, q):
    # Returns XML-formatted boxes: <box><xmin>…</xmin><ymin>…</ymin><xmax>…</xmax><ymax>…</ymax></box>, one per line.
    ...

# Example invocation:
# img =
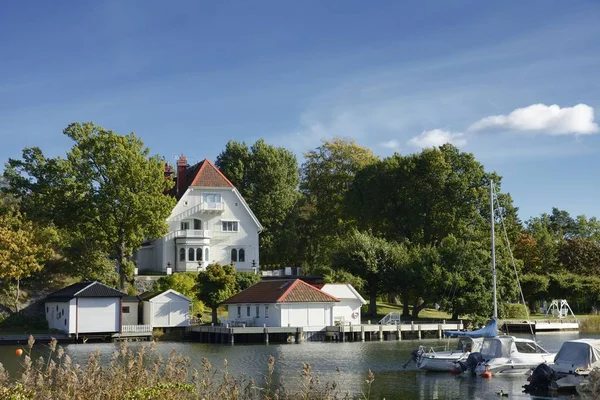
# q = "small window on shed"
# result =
<box><xmin>237</xmin><ymin>306</ymin><xmax>241</xmax><ymax>319</ymax></box>
<box><xmin>247</xmin><ymin>306</ymin><xmax>251</xmax><ymax>317</ymax></box>
<box><xmin>64</xmin><ymin>319</ymin><xmax>67</xmax><ymax>326</ymax></box>
<box><xmin>122</xmin><ymin>306</ymin><xmax>130</xmax><ymax>314</ymax></box>
<box><xmin>256</xmin><ymin>306</ymin><xmax>260</xmax><ymax>318</ymax></box>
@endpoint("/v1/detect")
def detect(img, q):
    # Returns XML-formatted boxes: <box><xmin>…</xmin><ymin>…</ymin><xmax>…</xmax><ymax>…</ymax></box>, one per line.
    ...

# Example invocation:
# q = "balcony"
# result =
<box><xmin>175</xmin><ymin>229</ymin><xmax>211</xmax><ymax>238</ymax></box>
<box><xmin>199</xmin><ymin>201</ymin><xmax>225</xmax><ymax>212</ymax></box>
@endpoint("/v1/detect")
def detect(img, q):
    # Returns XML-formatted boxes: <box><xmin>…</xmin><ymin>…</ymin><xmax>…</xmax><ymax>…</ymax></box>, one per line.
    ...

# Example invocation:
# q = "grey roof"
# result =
<box><xmin>46</xmin><ymin>281</ymin><xmax>125</xmax><ymax>301</ymax></box>
<box><xmin>123</xmin><ymin>295</ymin><xmax>140</xmax><ymax>302</ymax></box>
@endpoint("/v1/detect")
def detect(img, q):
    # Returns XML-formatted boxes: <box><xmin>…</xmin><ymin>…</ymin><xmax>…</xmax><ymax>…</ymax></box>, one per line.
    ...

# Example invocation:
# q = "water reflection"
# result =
<box><xmin>0</xmin><ymin>332</ymin><xmax>597</xmax><ymax>399</ymax></box>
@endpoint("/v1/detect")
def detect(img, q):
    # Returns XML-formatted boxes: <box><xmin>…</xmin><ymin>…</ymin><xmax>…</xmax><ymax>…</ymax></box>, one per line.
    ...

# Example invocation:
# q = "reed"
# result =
<box><xmin>0</xmin><ymin>336</ymin><xmax>375</xmax><ymax>400</ymax></box>
<box><xmin>579</xmin><ymin>315</ymin><xmax>600</xmax><ymax>332</ymax></box>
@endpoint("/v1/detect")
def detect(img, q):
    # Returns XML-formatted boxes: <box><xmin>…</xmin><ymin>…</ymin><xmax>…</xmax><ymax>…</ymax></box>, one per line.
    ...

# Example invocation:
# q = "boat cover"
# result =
<box><xmin>444</xmin><ymin>318</ymin><xmax>498</xmax><ymax>338</ymax></box>
<box><xmin>554</xmin><ymin>339</ymin><xmax>600</xmax><ymax>372</ymax></box>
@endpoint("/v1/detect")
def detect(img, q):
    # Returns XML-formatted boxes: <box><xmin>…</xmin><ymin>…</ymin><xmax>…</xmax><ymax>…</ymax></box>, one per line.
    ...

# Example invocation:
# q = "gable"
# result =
<box><xmin>320</xmin><ymin>284</ymin><xmax>366</xmax><ymax>304</ymax></box>
<box><xmin>190</xmin><ymin>159</ymin><xmax>234</xmax><ymax>188</ymax></box>
<box><xmin>222</xmin><ymin>279</ymin><xmax>339</xmax><ymax>304</ymax></box>
<box><xmin>141</xmin><ymin>289</ymin><xmax>192</xmax><ymax>303</ymax></box>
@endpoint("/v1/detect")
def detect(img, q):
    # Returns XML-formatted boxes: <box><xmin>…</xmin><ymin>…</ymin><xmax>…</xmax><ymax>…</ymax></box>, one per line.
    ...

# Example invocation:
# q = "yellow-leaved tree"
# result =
<box><xmin>0</xmin><ymin>210</ymin><xmax>57</xmax><ymax>311</ymax></box>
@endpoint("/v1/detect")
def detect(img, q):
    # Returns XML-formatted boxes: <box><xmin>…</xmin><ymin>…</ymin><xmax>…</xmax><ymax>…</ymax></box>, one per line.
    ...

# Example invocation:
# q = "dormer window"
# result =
<box><xmin>193</xmin><ymin>219</ymin><xmax>202</xmax><ymax>230</ymax></box>
<box><xmin>180</xmin><ymin>221</ymin><xmax>189</xmax><ymax>230</ymax></box>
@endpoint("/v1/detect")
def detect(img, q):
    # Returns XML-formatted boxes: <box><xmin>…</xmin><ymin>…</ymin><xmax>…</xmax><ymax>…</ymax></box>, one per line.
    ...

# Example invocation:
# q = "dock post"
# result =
<box><xmin>341</xmin><ymin>325</ymin><xmax>345</xmax><ymax>342</ymax></box>
<box><xmin>418</xmin><ymin>324</ymin><xmax>422</xmax><ymax>340</ymax></box>
<box><xmin>230</xmin><ymin>331</ymin><xmax>235</xmax><ymax>345</ymax></box>
<box><xmin>397</xmin><ymin>325</ymin><xmax>401</xmax><ymax>341</ymax></box>
<box><xmin>264</xmin><ymin>327</ymin><xmax>269</xmax><ymax>344</ymax></box>
<box><xmin>438</xmin><ymin>324</ymin><xmax>442</xmax><ymax>339</ymax></box>
<box><xmin>360</xmin><ymin>325</ymin><xmax>365</xmax><ymax>342</ymax></box>
<box><xmin>411</xmin><ymin>321</ymin><xmax>414</xmax><ymax>338</ymax></box>
<box><xmin>349</xmin><ymin>324</ymin><xmax>353</xmax><ymax>342</ymax></box>
<box><xmin>379</xmin><ymin>324</ymin><xmax>383</xmax><ymax>341</ymax></box>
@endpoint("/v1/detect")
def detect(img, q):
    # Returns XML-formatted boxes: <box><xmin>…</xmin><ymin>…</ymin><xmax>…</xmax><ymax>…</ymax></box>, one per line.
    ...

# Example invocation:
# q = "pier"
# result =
<box><xmin>188</xmin><ymin>321</ymin><xmax>464</xmax><ymax>344</ymax></box>
<box><xmin>501</xmin><ymin>319</ymin><xmax>579</xmax><ymax>333</ymax></box>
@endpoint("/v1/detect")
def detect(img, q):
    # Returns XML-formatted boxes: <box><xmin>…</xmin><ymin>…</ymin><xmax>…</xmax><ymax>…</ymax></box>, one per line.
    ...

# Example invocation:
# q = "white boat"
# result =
<box><xmin>416</xmin><ymin>318</ymin><xmax>498</xmax><ymax>372</ymax></box>
<box><xmin>524</xmin><ymin>339</ymin><xmax>600</xmax><ymax>394</ymax></box>
<box><xmin>471</xmin><ymin>335</ymin><xmax>555</xmax><ymax>375</ymax></box>
<box><xmin>416</xmin><ymin>337</ymin><xmax>485</xmax><ymax>371</ymax></box>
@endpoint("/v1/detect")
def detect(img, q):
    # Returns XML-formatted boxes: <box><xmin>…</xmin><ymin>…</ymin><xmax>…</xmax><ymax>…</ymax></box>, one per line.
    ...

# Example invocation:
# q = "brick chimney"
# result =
<box><xmin>176</xmin><ymin>154</ymin><xmax>188</xmax><ymax>196</ymax></box>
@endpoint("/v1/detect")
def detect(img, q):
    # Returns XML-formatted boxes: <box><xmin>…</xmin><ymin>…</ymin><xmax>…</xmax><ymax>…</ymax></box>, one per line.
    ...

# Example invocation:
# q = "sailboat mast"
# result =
<box><xmin>490</xmin><ymin>180</ymin><xmax>498</xmax><ymax>319</ymax></box>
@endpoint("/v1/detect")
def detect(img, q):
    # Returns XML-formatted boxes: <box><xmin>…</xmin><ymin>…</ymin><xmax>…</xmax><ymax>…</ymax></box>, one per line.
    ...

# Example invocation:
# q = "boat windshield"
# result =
<box><xmin>457</xmin><ymin>338</ymin><xmax>472</xmax><ymax>351</ymax></box>
<box><xmin>515</xmin><ymin>341</ymin><xmax>546</xmax><ymax>354</ymax></box>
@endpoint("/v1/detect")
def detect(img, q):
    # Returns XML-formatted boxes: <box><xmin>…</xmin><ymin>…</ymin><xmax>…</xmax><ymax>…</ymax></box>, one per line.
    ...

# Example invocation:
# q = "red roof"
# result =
<box><xmin>190</xmin><ymin>159</ymin><xmax>234</xmax><ymax>188</ymax></box>
<box><xmin>169</xmin><ymin>158</ymin><xmax>234</xmax><ymax>199</ymax></box>
<box><xmin>222</xmin><ymin>279</ymin><xmax>339</xmax><ymax>304</ymax></box>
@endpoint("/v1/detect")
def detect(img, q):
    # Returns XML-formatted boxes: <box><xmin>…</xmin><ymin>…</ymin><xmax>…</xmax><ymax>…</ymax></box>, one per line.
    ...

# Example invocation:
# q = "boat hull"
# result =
<box><xmin>418</xmin><ymin>355</ymin><xmax>467</xmax><ymax>372</ymax></box>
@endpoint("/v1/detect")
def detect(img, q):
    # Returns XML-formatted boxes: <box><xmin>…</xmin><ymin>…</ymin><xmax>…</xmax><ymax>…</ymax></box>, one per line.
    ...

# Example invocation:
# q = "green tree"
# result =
<box><xmin>301</xmin><ymin>138</ymin><xmax>378</xmax><ymax>248</ymax></box>
<box><xmin>154</xmin><ymin>272</ymin><xmax>204</xmax><ymax>315</ymax></box>
<box><xmin>557</xmin><ymin>238</ymin><xmax>600</xmax><ymax>275</ymax></box>
<box><xmin>331</xmin><ymin>231</ymin><xmax>406</xmax><ymax>316</ymax></box>
<box><xmin>197</xmin><ymin>263</ymin><xmax>237</xmax><ymax>324</ymax></box>
<box><xmin>216</xmin><ymin>139</ymin><xmax>300</xmax><ymax>264</ymax></box>
<box><xmin>235</xmin><ymin>271</ymin><xmax>261</xmax><ymax>292</ymax></box>
<box><xmin>0</xmin><ymin>209</ymin><xmax>57</xmax><ymax>311</ymax></box>
<box><xmin>347</xmin><ymin>144</ymin><xmax>521</xmax><ymax>246</ymax></box>
<box><xmin>520</xmin><ymin>274</ymin><xmax>549</xmax><ymax>312</ymax></box>
<box><xmin>3</xmin><ymin>122</ymin><xmax>175</xmax><ymax>288</ymax></box>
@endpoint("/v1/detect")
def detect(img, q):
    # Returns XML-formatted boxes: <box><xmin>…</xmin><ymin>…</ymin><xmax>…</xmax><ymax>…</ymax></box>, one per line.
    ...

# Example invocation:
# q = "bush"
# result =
<box><xmin>503</xmin><ymin>303</ymin><xmax>529</xmax><ymax>319</ymax></box>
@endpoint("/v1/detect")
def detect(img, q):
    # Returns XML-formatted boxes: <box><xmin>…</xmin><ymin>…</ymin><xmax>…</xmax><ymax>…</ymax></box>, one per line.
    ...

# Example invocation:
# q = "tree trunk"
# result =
<box><xmin>211</xmin><ymin>307</ymin><xmax>218</xmax><ymax>325</ymax></box>
<box><xmin>116</xmin><ymin>246</ymin><xmax>126</xmax><ymax>290</ymax></box>
<box><xmin>452</xmin><ymin>311</ymin><xmax>459</xmax><ymax>320</ymax></box>
<box><xmin>14</xmin><ymin>279</ymin><xmax>20</xmax><ymax>312</ymax></box>
<box><xmin>411</xmin><ymin>299</ymin><xmax>427</xmax><ymax>319</ymax></box>
<box><xmin>369</xmin><ymin>292</ymin><xmax>377</xmax><ymax>316</ymax></box>
<box><xmin>402</xmin><ymin>294</ymin><xmax>411</xmax><ymax>318</ymax></box>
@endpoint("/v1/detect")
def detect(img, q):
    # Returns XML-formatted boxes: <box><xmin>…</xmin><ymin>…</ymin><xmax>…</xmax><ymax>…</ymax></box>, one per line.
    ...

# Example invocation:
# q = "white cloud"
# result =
<box><xmin>380</xmin><ymin>139</ymin><xmax>401</xmax><ymax>151</ymax></box>
<box><xmin>468</xmin><ymin>103</ymin><xmax>599</xmax><ymax>135</ymax></box>
<box><xmin>407</xmin><ymin>129</ymin><xmax>467</xmax><ymax>149</ymax></box>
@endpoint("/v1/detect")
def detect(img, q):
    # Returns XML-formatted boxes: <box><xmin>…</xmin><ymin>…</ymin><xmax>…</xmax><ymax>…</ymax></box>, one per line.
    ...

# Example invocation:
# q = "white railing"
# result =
<box><xmin>200</xmin><ymin>202</ymin><xmax>225</xmax><ymax>211</ymax></box>
<box><xmin>379</xmin><ymin>312</ymin><xmax>402</xmax><ymax>325</ymax></box>
<box><xmin>175</xmin><ymin>229</ymin><xmax>211</xmax><ymax>238</ymax></box>
<box><xmin>122</xmin><ymin>324</ymin><xmax>152</xmax><ymax>333</ymax></box>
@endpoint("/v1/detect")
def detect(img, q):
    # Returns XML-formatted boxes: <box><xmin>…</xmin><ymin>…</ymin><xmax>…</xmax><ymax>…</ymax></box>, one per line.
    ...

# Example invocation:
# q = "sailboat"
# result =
<box><xmin>416</xmin><ymin>318</ymin><xmax>498</xmax><ymax>372</ymax></box>
<box><xmin>451</xmin><ymin>180</ymin><xmax>556</xmax><ymax>376</ymax></box>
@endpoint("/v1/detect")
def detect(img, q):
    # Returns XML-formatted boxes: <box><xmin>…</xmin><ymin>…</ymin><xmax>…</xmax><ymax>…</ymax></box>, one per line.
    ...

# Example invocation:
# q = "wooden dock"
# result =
<box><xmin>501</xmin><ymin>319</ymin><xmax>579</xmax><ymax>333</ymax></box>
<box><xmin>189</xmin><ymin>321</ymin><xmax>464</xmax><ymax>344</ymax></box>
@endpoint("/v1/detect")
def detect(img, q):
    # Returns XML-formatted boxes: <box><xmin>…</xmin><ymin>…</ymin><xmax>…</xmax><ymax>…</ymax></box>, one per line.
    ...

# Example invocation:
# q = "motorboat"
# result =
<box><xmin>416</xmin><ymin>337</ymin><xmax>485</xmax><ymax>371</ymax></box>
<box><xmin>454</xmin><ymin>335</ymin><xmax>555</xmax><ymax>376</ymax></box>
<box><xmin>416</xmin><ymin>318</ymin><xmax>498</xmax><ymax>372</ymax></box>
<box><xmin>523</xmin><ymin>338</ymin><xmax>600</xmax><ymax>395</ymax></box>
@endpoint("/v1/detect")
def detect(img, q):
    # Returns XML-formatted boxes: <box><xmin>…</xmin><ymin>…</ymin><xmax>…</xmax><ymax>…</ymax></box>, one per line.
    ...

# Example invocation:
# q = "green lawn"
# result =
<box><xmin>364</xmin><ymin>302</ymin><xmax>453</xmax><ymax>324</ymax></box>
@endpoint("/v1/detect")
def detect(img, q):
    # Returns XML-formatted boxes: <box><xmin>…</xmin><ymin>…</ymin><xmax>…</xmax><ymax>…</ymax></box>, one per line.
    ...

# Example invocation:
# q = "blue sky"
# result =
<box><xmin>1</xmin><ymin>1</ymin><xmax>599</xmax><ymax>221</ymax></box>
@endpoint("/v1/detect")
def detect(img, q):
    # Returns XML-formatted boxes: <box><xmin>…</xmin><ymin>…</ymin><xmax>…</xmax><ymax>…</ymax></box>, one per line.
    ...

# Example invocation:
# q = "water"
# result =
<box><xmin>0</xmin><ymin>331</ymin><xmax>596</xmax><ymax>399</ymax></box>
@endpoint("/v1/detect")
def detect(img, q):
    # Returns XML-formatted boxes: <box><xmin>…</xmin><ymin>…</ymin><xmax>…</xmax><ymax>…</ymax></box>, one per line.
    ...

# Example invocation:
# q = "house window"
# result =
<box><xmin>179</xmin><ymin>248</ymin><xmax>185</xmax><ymax>261</ymax></box>
<box><xmin>204</xmin><ymin>193</ymin><xmax>222</xmax><ymax>206</ymax></box>
<box><xmin>188</xmin><ymin>248</ymin><xmax>195</xmax><ymax>261</ymax></box>
<box><xmin>205</xmin><ymin>248</ymin><xmax>209</xmax><ymax>261</ymax></box>
<box><xmin>196</xmin><ymin>248</ymin><xmax>203</xmax><ymax>261</ymax></box>
<box><xmin>180</xmin><ymin>221</ymin><xmax>189</xmax><ymax>230</ymax></box>
<box><xmin>222</xmin><ymin>221</ymin><xmax>239</xmax><ymax>232</ymax></box>
<box><xmin>122</xmin><ymin>306</ymin><xmax>130</xmax><ymax>313</ymax></box>
<box><xmin>238</xmin><ymin>249</ymin><xmax>245</xmax><ymax>262</ymax></box>
<box><xmin>193</xmin><ymin>219</ymin><xmax>202</xmax><ymax>230</ymax></box>
<box><xmin>265</xmin><ymin>305</ymin><xmax>269</xmax><ymax>318</ymax></box>
<box><xmin>237</xmin><ymin>306</ymin><xmax>241</xmax><ymax>318</ymax></box>
<box><xmin>231</xmin><ymin>249</ymin><xmax>238</xmax><ymax>262</ymax></box>
<box><xmin>247</xmin><ymin>306</ymin><xmax>250</xmax><ymax>317</ymax></box>
<box><xmin>256</xmin><ymin>306</ymin><xmax>259</xmax><ymax>318</ymax></box>
<box><xmin>64</xmin><ymin>319</ymin><xmax>67</xmax><ymax>326</ymax></box>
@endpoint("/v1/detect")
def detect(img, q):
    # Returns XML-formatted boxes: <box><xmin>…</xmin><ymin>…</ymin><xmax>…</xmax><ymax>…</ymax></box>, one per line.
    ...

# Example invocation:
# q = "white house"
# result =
<box><xmin>318</xmin><ymin>283</ymin><xmax>366</xmax><ymax>325</ymax></box>
<box><xmin>45</xmin><ymin>281</ymin><xmax>126</xmax><ymax>336</ymax></box>
<box><xmin>135</xmin><ymin>156</ymin><xmax>263</xmax><ymax>273</ymax></box>
<box><xmin>222</xmin><ymin>279</ymin><xmax>340</xmax><ymax>328</ymax></box>
<box><xmin>140</xmin><ymin>289</ymin><xmax>191</xmax><ymax>328</ymax></box>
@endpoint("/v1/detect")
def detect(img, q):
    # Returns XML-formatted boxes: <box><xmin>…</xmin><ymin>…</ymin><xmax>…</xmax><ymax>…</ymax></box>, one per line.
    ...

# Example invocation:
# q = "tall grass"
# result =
<box><xmin>0</xmin><ymin>336</ymin><xmax>375</xmax><ymax>400</ymax></box>
<box><xmin>580</xmin><ymin>315</ymin><xmax>600</xmax><ymax>332</ymax></box>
